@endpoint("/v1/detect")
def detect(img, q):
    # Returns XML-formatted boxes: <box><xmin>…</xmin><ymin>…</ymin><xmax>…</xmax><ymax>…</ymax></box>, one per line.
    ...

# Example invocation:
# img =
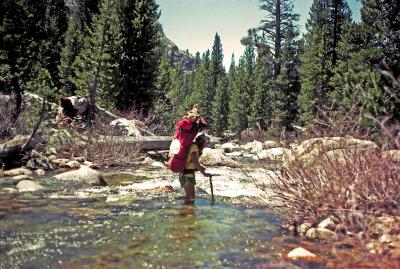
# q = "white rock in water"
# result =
<box><xmin>16</xmin><ymin>180</ymin><xmax>44</xmax><ymax>192</ymax></box>
<box><xmin>287</xmin><ymin>247</ymin><xmax>317</xmax><ymax>259</ymax></box>
<box><xmin>54</xmin><ymin>165</ymin><xmax>103</xmax><ymax>186</ymax></box>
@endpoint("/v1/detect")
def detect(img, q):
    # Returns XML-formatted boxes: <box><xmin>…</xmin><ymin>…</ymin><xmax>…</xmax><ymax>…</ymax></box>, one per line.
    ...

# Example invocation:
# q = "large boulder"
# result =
<box><xmin>16</xmin><ymin>180</ymin><xmax>44</xmax><ymax>192</ymax></box>
<box><xmin>220</xmin><ymin>142</ymin><xmax>240</xmax><ymax>153</ymax></box>
<box><xmin>109</xmin><ymin>118</ymin><xmax>142</xmax><ymax>137</ymax></box>
<box><xmin>253</xmin><ymin>147</ymin><xmax>290</xmax><ymax>161</ymax></box>
<box><xmin>283</xmin><ymin>136</ymin><xmax>378</xmax><ymax>168</ymax></box>
<box><xmin>199</xmin><ymin>148</ymin><xmax>239</xmax><ymax>168</ymax></box>
<box><xmin>53</xmin><ymin>165</ymin><xmax>105</xmax><ymax>186</ymax></box>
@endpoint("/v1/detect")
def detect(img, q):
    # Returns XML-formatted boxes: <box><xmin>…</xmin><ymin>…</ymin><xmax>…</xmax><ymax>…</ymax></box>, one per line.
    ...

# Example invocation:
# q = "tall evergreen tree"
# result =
<box><xmin>361</xmin><ymin>0</ymin><xmax>400</xmax><ymax>120</ymax></box>
<box><xmin>40</xmin><ymin>0</ymin><xmax>68</xmax><ymax>90</ymax></box>
<box><xmin>189</xmin><ymin>50</ymin><xmax>213</xmax><ymax>115</ymax></box>
<box><xmin>298</xmin><ymin>0</ymin><xmax>351</xmax><ymax>124</ymax></box>
<box><xmin>207</xmin><ymin>33</ymin><xmax>225</xmax><ymax>126</ymax></box>
<box><xmin>258</xmin><ymin>0</ymin><xmax>299</xmax><ymax>78</ymax></box>
<box><xmin>211</xmin><ymin>75</ymin><xmax>229</xmax><ymax>136</ymax></box>
<box><xmin>0</xmin><ymin>0</ymin><xmax>63</xmax><ymax>121</ymax></box>
<box><xmin>228</xmin><ymin>45</ymin><xmax>256</xmax><ymax>134</ymax></box>
<box><xmin>72</xmin><ymin>0</ymin><xmax>123</xmax><ymax>114</ymax></box>
<box><xmin>58</xmin><ymin>0</ymin><xmax>100</xmax><ymax>95</ymax></box>
<box><xmin>274</xmin><ymin>23</ymin><xmax>302</xmax><ymax>130</ymax></box>
<box><xmin>117</xmin><ymin>0</ymin><xmax>161</xmax><ymax>112</ymax></box>
<box><xmin>250</xmin><ymin>52</ymin><xmax>274</xmax><ymax>129</ymax></box>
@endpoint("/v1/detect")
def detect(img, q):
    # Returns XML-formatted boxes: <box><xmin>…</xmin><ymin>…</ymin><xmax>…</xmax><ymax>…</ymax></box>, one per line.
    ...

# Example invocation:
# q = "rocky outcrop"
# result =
<box><xmin>283</xmin><ymin>136</ymin><xmax>378</xmax><ymax>168</ymax></box>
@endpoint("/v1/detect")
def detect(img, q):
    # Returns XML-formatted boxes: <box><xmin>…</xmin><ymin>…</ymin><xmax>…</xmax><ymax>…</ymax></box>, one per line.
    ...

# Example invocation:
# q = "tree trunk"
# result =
<box><xmin>274</xmin><ymin>0</ymin><xmax>281</xmax><ymax>78</ymax></box>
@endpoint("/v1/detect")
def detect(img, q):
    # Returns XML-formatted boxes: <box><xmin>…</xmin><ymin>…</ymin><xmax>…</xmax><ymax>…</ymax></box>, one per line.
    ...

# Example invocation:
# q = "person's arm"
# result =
<box><xmin>190</xmin><ymin>151</ymin><xmax>211</xmax><ymax>177</ymax></box>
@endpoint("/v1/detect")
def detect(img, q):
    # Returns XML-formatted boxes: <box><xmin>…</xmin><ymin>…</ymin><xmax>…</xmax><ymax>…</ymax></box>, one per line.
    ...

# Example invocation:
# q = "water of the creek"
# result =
<box><xmin>0</xmin><ymin>169</ymin><xmax>374</xmax><ymax>269</ymax></box>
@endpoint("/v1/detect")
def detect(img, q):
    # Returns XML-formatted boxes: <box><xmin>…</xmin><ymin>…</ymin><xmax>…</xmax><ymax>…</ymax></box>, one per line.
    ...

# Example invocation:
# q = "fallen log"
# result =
<box><xmin>97</xmin><ymin>136</ymin><xmax>220</xmax><ymax>151</ymax></box>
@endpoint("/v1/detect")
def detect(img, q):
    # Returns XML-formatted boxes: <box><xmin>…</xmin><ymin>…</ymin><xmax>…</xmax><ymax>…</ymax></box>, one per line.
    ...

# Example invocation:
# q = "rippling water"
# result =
<box><xmin>0</xmin><ymin>169</ymin><xmax>348</xmax><ymax>269</ymax></box>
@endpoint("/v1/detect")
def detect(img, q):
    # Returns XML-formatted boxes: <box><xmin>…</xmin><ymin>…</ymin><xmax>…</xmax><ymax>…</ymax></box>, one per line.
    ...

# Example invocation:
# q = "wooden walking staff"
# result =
<box><xmin>208</xmin><ymin>175</ymin><xmax>215</xmax><ymax>204</ymax></box>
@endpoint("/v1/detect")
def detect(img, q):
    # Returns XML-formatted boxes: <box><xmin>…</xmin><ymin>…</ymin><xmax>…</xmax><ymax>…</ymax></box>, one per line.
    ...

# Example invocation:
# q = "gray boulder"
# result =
<box><xmin>53</xmin><ymin>165</ymin><xmax>105</xmax><ymax>186</ymax></box>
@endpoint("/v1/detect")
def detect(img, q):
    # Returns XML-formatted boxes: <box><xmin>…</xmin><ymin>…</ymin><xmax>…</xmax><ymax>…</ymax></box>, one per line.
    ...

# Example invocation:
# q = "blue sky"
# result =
<box><xmin>157</xmin><ymin>0</ymin><xmax>362</xmax><ymax>68</ymax></box>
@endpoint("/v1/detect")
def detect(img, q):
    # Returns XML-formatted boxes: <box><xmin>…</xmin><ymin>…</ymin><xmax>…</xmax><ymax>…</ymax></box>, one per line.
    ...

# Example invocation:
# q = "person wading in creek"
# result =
<box><xmin>180</xmin><ymin>133</ymin><xmax>212</xmax><ymax>204</ymax></box>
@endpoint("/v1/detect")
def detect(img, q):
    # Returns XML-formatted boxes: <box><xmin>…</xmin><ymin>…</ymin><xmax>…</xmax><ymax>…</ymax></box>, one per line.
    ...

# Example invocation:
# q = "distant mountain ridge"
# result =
<box><xmin>159</xmin><ymin>28</ymin><xmax>197</xmax><ymax>71</ymax></box>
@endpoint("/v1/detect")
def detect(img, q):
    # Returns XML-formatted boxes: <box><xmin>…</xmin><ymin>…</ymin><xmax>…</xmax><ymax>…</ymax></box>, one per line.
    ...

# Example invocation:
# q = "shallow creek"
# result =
<box><xmin>0</xmin><ymin>167</ymin><xmax>367</xmax><ymax>269</ymax></box>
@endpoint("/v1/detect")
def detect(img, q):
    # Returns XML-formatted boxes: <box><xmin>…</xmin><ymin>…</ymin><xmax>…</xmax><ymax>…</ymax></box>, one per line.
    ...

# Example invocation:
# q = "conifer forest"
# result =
<box><xmin>1</xmin><ymin>0</ymin><xmax>399</xmax><ymax>137</ymax></box>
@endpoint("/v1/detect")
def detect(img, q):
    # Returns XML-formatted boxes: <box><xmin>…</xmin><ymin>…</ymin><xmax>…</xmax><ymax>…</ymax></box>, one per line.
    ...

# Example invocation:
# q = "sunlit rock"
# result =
<box><xmin>199</xmin><ymin>148</ymin><xmax>239</xmax><ymax>168</ymax></box>
<box><xmin>287</xmin><ymin>247</ymin><xmax>317</xmax><ymax>259</ymax></box>
<box><xmin>16</xmin><ymin>180</ymin><xmax>44</xmax><ymax>192</ymax></box>
<box><xmin>54</xmin><ymin>165</ymin><xmax>105</xmax><ymax>186</ymax></box>
<box><xmin>263</xmin><ymin>140</ymin><xmax>280</xmax><ymax>150</ymax></box>
<box><xmin>3</xmin><ymin>167</ymin><xmax>33</xmax><ymax>177</ymax></box>
<box><xmin>220</xmin><ymin>142</ymin><xmax>240</xmax><ymax>153</ymax></box>
<box><xmin>305</xmin><ymin>227</ymin><xmax>338</xmax><ymax>240</ymax></box>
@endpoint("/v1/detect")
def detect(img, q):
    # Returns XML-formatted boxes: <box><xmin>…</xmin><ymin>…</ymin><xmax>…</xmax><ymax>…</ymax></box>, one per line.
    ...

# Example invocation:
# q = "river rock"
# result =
<box><xmin>253</xmin><ymin>147</ymin><xmax>290</xmax><ymax>161</ymax></box>
<box><xmin>318</xmin><ymin>216</ymin><xmax>336</xmax><ymax>231</ymax></box>
<box><xmin>298</xmin><ymin>222</ymin><xmax>312</xmax><ymax>234</ymax></box>
<box><xmin>2</xmin><ymin>187</ymin><xmax>17</xmax><ymax>193</ymax></box>
<box><xmin>287</xmin><ymin>247</ymin><xmax>317</xmax><ymax>259</ymax></box>
<box><xmin>51</xmin><ymin>158</ymin><xmax>69</xmax><ymax>166</ymax></box>
<box><xmin>16</xmin><ymin>180</ymin><xmax>44</xmax><ymax>192</ymax></box>
<box><xmin>109</xmin><ymin>118</ymin><xmax>142</xmax><ymax>137</ymax></box>
<box><xmin>283</xmin><ymin>136</ymin><xmax>378</xmax><ymax>168</ymax></box>
<box><xmin>200</xmin><ymin>148</ymin><xmax>239</xmax><ymax>168</ymax></box>
<box><xmin>12</xmin><ymin>175</ymin><xmax>33</xmax><ymax>181</ymax></box>
<box><xmin>241</xmin><ymin>140</ymin><xmax>263</xmax><ymax>154</ymax></box>
<box><xmin>54</xmin><ymin>165</ymin><xmax>105</xmax><ymax>186</ymax></box>
<box><xmin>263</xmin><ymin>140</ymin><xmax>280</xmax><ymax>149</ymax></box>
<box><xmin>35</xmin><ymin>169</ymin><xmax>46</xmax><ymax>176</ymax></box>
<box><xmin>3</xmin><ymin>167</ymin><xmax>33</xmax><ymax>177</ymax></box>
<box><xmin>225</xmin><ymin>151</ymin><xmax>243</xmax><ymax>158</ymax></box>
<box><xmin>65</xmin><ymin>160</ymin><xmax>81</xmax><ymax>169</ymax></box>
<box><xmin>221</xmin><ymin>142</ymin><xmax>240</xmax><ymax>153</ymax></box>
<box><xmin>305</xmin><ymin>227</ymin><xmax>338</xmax><ymax>240</ymax></box>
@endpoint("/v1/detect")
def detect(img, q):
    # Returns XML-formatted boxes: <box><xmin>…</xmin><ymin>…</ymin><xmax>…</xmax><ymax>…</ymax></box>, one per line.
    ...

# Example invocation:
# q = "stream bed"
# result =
<box><xmin>0</xmin><ymin>166</ymin><xmax>372</xmax><ymax>269</ymax></box>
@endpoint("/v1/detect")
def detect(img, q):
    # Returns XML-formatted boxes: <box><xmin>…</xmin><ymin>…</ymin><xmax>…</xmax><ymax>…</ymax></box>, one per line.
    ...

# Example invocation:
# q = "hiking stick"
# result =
<box><xmin>208</xmin><ymin>175</ymin><xmax>215</xmax><ymax>204</ymax></box>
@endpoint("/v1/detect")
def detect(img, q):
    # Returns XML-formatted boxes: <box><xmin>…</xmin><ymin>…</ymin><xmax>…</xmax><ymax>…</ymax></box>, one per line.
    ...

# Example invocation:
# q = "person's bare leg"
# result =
<box><xmin>183</xmin><ymin>182</ymin><xmax>195</xmax><ymax>203</ymax></box>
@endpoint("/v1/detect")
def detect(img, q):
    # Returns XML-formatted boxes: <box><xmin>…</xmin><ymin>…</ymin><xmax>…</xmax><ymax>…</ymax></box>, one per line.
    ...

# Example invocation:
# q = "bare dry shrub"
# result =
<box><xmin>240</xmin><ymin>127</ymin><xmax>267</xmax><ymax>143</ymax></box>
<box><xmin>59</xmin><ymin>116</ymin><xmax>143</xmax><ymax>168</ymax></box>
<box><xmin>269</xmin><ymin>148</ymin><xmax>399</xmax><ymax>235</ymax></box>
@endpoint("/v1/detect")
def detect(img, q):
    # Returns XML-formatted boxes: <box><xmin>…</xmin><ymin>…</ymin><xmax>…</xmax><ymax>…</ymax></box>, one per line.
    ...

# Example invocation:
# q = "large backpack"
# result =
<box><xmin>167</xmin><ymin>118</ymin><xmax>199</xmax><ymax>173</ymax></box>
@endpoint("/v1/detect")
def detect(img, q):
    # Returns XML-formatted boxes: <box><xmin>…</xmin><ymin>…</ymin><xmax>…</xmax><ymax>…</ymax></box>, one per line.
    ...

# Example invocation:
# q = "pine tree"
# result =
<box><xmin>250</xmin><ymin>52</ymin><xmax>274</xmax><ymax>129</ymax></box>
<box><xmin>0</xmin><ymin>0</ymin><xmax>50</xmax><ymax>121</ymax></box>
<box><xmin>228</xmin><ymin>45</ymin><xmax>256</xmax><ymax>134</ymax></box>
<box><xmin>274</xmin><ymin>23</ymin><xmax>302</xmax><ymax>130</ymax></box>
<box><xmin>298</xmin><ymin>0</ymin><xmax>351</xmax><ymax>124</ymax></box>
<box><xmin>72</xmin><ymin>0</ymin><xmax>123</xmax><ymax>115</ymax></box>
<box><xmin>154</xmin><ymin>55</ymin><xmax>175</xmax><ymax>134</ymax></box>
<box><xmin>258</xmin><ymin>0</ymin><xmax>299</xmax><ymax>78</ymax></box>
<box><xmin>362</xmin><ymin>0</ymin><xmax>400</xmax><ymax>109</ymax></box>
<box><xmin>211</xmin><ymin>75</ymin><xmax>229</xmax><ymax>136</ymax></box>
<box><xmin>207</xmin><ymin>33</ymin><xmax>225</xmax><ymax>126</ymax></box>
<box><xmin>189</xmin><ymin>50</ymin><xmax>213</xmax><ymax>117</ymax></box>
<box><xmin>58</xmin><ymin>0</ymin><xmax>99</xmax><ymax>95</ymax></box>
<box><xmin>117</xmin><ymin>0</ymin><xmax>161</xmax><ymax>112</ymax></box>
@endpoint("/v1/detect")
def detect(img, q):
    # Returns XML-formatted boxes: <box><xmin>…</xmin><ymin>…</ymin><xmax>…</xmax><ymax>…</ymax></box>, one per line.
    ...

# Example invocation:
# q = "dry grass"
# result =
<box><xmin>268</xmin><ymin>148</ymin><xmax>399</xmax><ymax>235</ymax></box>
<box><xmin>59</xmin><ymin>116</ymin><xmax>144</xmax><ymax>168</ymax></box>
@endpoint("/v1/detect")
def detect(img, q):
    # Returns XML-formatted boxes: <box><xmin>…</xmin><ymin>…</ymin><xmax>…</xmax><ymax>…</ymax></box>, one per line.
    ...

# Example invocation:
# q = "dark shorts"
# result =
<box><xmin>179</xmin><ymin>173</ymin><xmax>196</xmax><ymax>187</ymax></box>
